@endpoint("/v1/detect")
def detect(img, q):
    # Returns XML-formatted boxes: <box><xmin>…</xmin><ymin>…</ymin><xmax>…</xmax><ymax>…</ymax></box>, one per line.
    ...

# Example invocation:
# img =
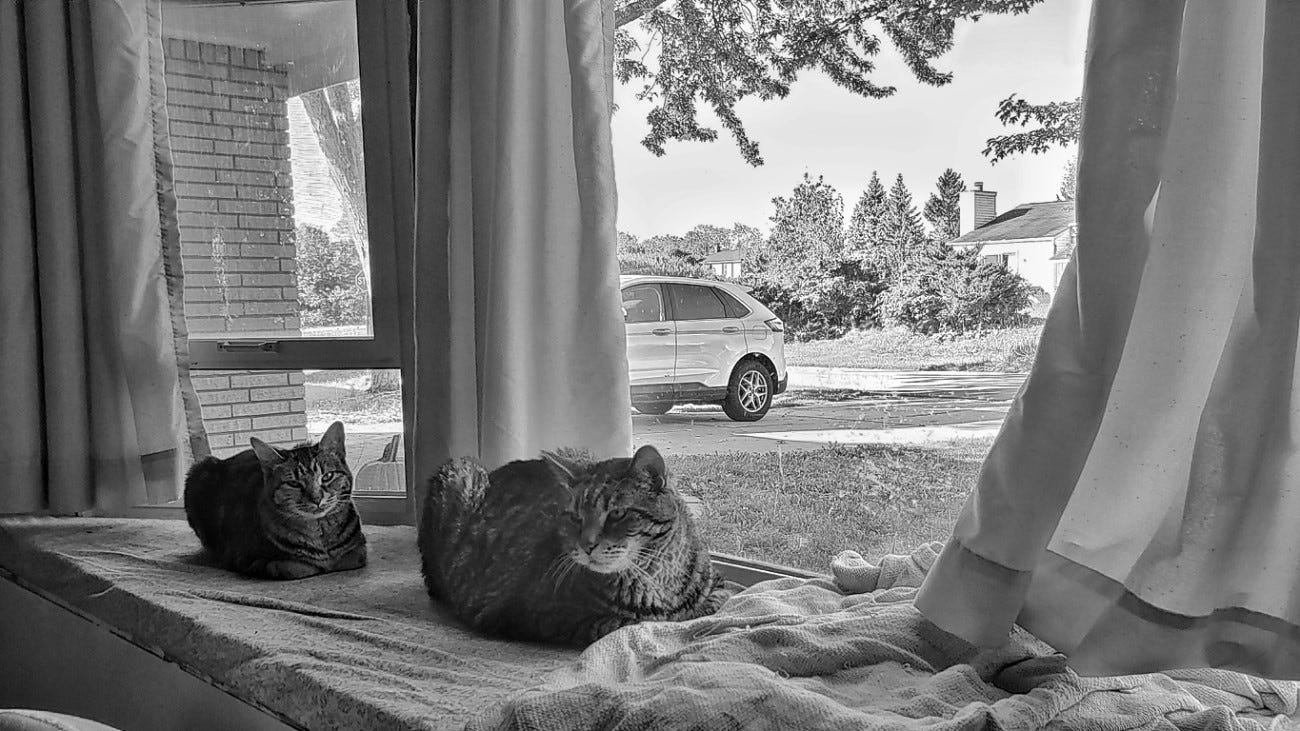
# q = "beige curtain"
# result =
<box><xmin>0</xmin><ymin>0</ymin><xmax>203</xmax><ymax>514</ymax></box>
<box><xmin>917</xmin><ymin>0</ymin><xmax>1300</xmax><ymax>679</ymax></box>
<box><xmin>406</xmin><ymin>0</ymin><xmax>632</xmax><ymax>489</ymax></box>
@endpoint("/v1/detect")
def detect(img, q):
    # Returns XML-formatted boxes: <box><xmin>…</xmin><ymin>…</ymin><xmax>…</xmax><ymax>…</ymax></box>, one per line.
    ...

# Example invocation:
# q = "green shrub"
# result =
<box><xmin>879</xmin><ymin>247</ymin><xmax>1031</xmax><ymax>333</ymax></box>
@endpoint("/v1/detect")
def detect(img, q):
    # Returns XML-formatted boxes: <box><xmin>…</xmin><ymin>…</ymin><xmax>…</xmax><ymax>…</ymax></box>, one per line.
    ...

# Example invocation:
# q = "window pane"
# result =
<box><xmin>162</xmin><ymin>1</ymin><xmax>373</xmax><ymax>340</ymax></box>
<box><xmin>622</xmin><ymin>284</ymin><xmax>664</xmax><ymax>323</ymax></box>
<box><xmin>668</xmin><ymin>284</ymin><xmax>727</xmax><ymax>321</ymax></box>
<box><xmin>715</xmin><ymin>289</ymin><xmax>751</xmax><ymax>318</ymax></box>
<box><xmin>194</xmin><ymin>367</ymin><xmax>404</xmax><ymax>493</ymax></box>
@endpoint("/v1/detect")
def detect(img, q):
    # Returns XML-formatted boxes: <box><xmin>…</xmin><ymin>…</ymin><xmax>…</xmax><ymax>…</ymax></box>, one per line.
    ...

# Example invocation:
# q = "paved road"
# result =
<box><xmin>634</xmin><ymin>369</ymin><xmax>1026</xmax><ymax>456</ymax></box>
<box><xmin>337</xmin><ymin>369</ymin><xmax>1030</xmax><ymax>482</ymax></box>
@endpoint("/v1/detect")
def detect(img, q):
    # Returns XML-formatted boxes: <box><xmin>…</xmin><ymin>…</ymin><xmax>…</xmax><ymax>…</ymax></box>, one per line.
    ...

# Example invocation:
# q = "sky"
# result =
<box><xmin>611</xmin><ymin>1</ymin><xmax>1091</xmax><ymax>239</ymax></box>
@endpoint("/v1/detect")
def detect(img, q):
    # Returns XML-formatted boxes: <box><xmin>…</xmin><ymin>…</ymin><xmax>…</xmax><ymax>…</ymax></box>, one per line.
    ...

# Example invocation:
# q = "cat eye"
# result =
<box><xmin>606</xmin><ymin>509</ymin><xmax>627</xmax><ymax>522</ymax></box>
<box><xmin>322</xmin><ymin>471</ymin><xmax>341</xmax><ymax>483</ymax></box>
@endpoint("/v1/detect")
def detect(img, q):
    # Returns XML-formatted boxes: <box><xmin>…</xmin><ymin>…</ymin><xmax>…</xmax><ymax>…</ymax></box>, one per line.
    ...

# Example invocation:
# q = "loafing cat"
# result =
<box><xmin>184</xmin><ymin>421</ymin><xmax>367</xmax><ymax>580</ymax></box>
<box><xmin>419</xmin><ymin>444</ymin><xmax>733</xmax><ymax>645</ymax></box>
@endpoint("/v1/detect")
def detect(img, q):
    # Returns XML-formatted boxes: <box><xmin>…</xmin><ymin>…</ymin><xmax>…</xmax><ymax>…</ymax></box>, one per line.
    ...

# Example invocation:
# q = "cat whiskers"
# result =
<box><xmin>542</xmin><ymin>552</ymin><xmax>580</xmax><ymax>593</ymax></box>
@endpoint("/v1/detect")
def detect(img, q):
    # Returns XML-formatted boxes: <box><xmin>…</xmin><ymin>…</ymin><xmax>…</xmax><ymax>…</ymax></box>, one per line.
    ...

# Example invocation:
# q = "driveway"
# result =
<box><xmin>632</xmin><ymin>368</ymin><xmax>1027</xmax><ymax>456</ymax></box>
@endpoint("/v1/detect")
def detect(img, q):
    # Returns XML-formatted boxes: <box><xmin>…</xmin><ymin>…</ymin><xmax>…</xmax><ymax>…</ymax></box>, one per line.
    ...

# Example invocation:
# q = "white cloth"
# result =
<box><xmin>917</xmin><ymin>0</ymin><xmax>1300</xmax><ymax>679</ymax></box>
<box><xmin>408</xmin><ymin>0</ymin><xmax>632</xmax><ymax>489</ymax></box>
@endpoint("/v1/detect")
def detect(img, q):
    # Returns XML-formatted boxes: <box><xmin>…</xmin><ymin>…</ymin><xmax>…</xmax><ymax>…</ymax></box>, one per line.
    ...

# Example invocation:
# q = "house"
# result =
<box><xmin>702</xmin><ymin>248</ymin><xmax>743</xmax><ymax>278</ymax></box>
<box><xmin>948</xmin><ymin>182</ymin><xmax>1076</xmax><ymax>298</ymax></box>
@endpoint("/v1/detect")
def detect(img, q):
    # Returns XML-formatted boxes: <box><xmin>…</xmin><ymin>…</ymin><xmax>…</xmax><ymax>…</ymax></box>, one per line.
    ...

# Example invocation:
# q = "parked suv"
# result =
<box><xmin>620</xmin><ymin>275</ymin><xmax>787</xmax><ymax>421</ymax></box>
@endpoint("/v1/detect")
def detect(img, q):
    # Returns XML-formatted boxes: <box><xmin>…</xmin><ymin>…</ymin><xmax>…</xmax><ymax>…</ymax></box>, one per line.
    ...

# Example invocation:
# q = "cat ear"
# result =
<box><xmin>318</xmin><ymin>421</ymin><xmax>346</xmax><ymax>459</ymax></box>
<box><xmin>541</xmin><ymin>450</ymin><xmax>579</xmax><ymax>483</ymax></box>
<box><xmin>250</xmin><ymin>437</ymin><xmax>285</xmax><ymax>466</ymax></box>
<box><xmin>630</xmin><ymin>445</ymin><xmax>666</xmax><ymax>483</ymax></box>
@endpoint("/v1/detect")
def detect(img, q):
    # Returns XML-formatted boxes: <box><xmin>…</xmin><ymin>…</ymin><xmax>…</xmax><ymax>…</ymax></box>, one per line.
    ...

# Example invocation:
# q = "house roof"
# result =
<box><xmin>702</xmin><ymin>248</ymin><xmax>741</xmax><ymax>264</ymax></box>
<box><xmin>950</xmin><ymin>200</ymin><xmax>1075</xmax><ymax>245</ymax></box>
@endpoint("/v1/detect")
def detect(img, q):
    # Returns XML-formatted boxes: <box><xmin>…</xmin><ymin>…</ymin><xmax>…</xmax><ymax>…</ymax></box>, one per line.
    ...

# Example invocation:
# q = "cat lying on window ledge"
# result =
<box><xmin>184</xmin><ymin>421</ymin><xmax>368</xmax><ymax>580</ymax></box>
<box><xmin>419</xmin><ymin>444</ymin><xmax>733</xmax><ymax>646</ymax></box>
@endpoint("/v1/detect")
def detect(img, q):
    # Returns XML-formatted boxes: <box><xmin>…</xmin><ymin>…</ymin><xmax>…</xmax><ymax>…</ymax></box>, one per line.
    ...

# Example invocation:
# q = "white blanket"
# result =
<box><xmin>471</xmin><ymin>543</ymin><xmax>1299</xmax><ymax>730</ymax></box>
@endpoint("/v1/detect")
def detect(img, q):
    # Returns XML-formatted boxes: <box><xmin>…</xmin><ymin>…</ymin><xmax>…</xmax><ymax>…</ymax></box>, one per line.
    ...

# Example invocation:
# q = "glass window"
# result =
<box><xmin>668</xmin><ymin>284</ymin><xmax>728</xmax><ymax>321</ymax></box>
<box><xmin>161</xmin><ymin>0</ymin><xmax>411</xmax><ymax>520</ymax></box>
<box><xmin>622</xmin><ymin>283</ymin><xmax>664</xmax><ymax>323</ymax></box>
<box><xmin>714</xmin><ymin>289</ymin><xmax>751</xmax><ymax>318</ymax></box>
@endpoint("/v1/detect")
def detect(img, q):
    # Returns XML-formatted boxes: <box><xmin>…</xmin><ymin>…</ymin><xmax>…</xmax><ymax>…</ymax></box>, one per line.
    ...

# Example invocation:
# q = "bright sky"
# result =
<box><xmin>611</xmin><ymin>1</ymin><xmax>1091</xmax><ymax>239</ymax></box>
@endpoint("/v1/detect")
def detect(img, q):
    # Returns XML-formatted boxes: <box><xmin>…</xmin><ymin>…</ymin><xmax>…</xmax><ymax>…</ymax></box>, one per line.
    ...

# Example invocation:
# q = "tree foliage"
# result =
<box><xmin>615</xmin><ymin>0</ymin><xmax>1045</xmax><ymax>166</ymax></box>
<box><xmin>923</xmin><ymin>168</ymin><xmax>966</xmax><ymax>243</ymax></box>
<box><xmin>878</xmin><ymin>246</ymin><xmax>1031</xmax><ymax>332</ymax></box>
<box><xmin>296</xmin><ymin>224</ymin><xmax>369</xmax><ymax>328</ymax></box>
<box><xmin>983</xmin><ymin>94</ymin><xmax>1081</xmax><ymax>162</ymax></box>
<box><xmin>876</xmin><ymin>174</ymin><xmax>927</xmax><ymax>277</ymax></box>
<box><xmin>756</xmin><ymin>173</ymin><xmax>845</xmax><ymax>286</ymax></box>
<box><xmin>1057</xmin><ymin>155</ymin><xmax>1077</xmax><ymax>201</ymax></box>
<box><xmin>846</xmin><ymin>171</ymin><xmax>888</xmax><ymax>262</ymax></box>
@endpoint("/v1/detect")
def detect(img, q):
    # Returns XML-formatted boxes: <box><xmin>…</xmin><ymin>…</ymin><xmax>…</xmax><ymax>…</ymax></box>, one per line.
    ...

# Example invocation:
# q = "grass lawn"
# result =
<box><xmin>785</xmin><ymin>324</ymin><xmax>1042</xmax><ymax>372</ymax></box>
<box><xmin>668</xmin><ymin>440</ymin><xmax>990</xmax><ymax>574</ymax></box>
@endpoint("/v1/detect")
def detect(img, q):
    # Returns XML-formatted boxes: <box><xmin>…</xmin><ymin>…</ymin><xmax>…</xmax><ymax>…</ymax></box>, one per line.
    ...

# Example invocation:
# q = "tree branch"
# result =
<box><xmin>615</xmin><ymin>0</ymin><xmax>671</xmax><ymax>27</ymax></box>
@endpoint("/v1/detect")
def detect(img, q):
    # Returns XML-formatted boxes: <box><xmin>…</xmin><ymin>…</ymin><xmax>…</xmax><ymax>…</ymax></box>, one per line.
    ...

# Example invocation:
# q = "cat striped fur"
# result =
<box><xmin>418</xmin><ymin>444</ymin><xmax>733</xmax><ymax>646</ymax></box>
<box><xmin>184</xmin><ymin>421</ymin><xmax>367</xmax><ymax>580</ymax></box>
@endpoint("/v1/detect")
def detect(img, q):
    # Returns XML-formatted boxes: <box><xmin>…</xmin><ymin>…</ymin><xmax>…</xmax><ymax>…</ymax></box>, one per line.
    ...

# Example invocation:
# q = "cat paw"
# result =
<box><xmin>260</xmin><ymin>559</ymin><xmax>323</xmax><ymax>580</ymax></box>
<box><xmin>332</xmin><ymin>546</ymin><xmax>368</xmax><ymax>572</ymax></box>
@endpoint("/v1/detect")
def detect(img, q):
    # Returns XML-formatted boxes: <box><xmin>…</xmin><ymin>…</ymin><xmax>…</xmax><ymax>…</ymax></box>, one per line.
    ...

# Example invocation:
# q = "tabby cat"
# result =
<box><xmin>184</xmin><ymin>421</ymin><xmax>367</xmax><ymax>580</ymax></box>
<box><xmin>418</xmin><ymin>444</ymin><xmax>733</xmax><ymax>645</ymax></box>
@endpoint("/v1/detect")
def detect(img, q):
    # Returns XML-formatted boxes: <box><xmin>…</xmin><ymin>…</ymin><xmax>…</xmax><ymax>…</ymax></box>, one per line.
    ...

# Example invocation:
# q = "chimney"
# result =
<box><xmin>959</xmin><ymin>181</ymin><xmax>997</xmax><ymax>235</ymax></box>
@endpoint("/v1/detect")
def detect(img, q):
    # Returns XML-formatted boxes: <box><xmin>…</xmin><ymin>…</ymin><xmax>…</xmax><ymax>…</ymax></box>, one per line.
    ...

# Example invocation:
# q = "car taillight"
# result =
<box><xmin>765</xmin><ymin>318</ymin><xmax>784</xmax><ymax>333</ymax></box>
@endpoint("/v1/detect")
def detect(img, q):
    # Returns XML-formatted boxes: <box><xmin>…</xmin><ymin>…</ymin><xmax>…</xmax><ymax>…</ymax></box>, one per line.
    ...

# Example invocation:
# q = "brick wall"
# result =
<box><xmin>164</xmin><ymin>38</ymin><xmax>307</xmax><ymax>456</ymax></box>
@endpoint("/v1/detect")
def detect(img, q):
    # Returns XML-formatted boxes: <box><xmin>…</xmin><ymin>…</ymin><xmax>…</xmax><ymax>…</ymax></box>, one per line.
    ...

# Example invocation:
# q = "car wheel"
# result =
<box><xmin>634</xmin><ymin>402</ymin><xmax>673</xmax><ymax>415</ymax></box>
<box><xmin>723</xmin><ymin>361</ymin><xmax>773</xmax><ymax>421</ymax></box>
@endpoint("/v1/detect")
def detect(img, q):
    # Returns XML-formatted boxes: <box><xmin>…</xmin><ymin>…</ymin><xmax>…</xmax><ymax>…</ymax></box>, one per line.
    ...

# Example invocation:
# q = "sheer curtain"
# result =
<box><xmin>917</xmin><ymin>0</ymin><xmax>1300</xmax><ymax>679</ymax></box>
<box><xmin>0</xmin><ymin>0</ymin><xmax>203</xmax><ymax>514</ymax></box>
<box><xmin>405</xmin><ymin>0</ymin><xmax>632</xmax><ymax>492</ymax></box>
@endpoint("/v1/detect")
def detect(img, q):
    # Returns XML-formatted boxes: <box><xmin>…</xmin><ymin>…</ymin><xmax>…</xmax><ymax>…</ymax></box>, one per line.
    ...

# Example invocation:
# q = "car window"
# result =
<box><xmin>714</xmin><ymin>289</ymin><xmax>751</xmax><ymax>318</ymax></box>
<box><xmin>668</xmin><ymin>284</ymin><xmax>728</xmax><ymax>321</ymax></box>
<box><xmin>622</xmin><ymin>284</ymin><xmax>664</xmax><ymax>323</ymax></box>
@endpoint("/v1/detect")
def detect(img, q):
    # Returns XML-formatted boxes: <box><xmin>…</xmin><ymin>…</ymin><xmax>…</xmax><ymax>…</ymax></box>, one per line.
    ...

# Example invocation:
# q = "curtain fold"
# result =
<box><xmin>0</xmin><ymin>0</ymin><xmax>201</xmax><ymax>514</ymax></box>
<box><xmin>407</xmin><ymin>0</ymin><xmax>632</xmax><ymax>492</ymax></box>
<box><xmin>917</xmin><ymin>0</ymin><xmax>1300</xmax><ymax>679</ymax></box>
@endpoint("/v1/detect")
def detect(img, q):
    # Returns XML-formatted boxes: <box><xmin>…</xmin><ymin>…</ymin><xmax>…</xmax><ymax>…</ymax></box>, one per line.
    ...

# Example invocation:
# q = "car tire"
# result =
<box><xmin>633</xmin><ymin>402</ymin><xmax>673</xmax><ymax>415</ymax></box>
<box><xmin>723</xmin><ymin>361</ymin><xmax>773</xmax><ymax>421</ymax></box>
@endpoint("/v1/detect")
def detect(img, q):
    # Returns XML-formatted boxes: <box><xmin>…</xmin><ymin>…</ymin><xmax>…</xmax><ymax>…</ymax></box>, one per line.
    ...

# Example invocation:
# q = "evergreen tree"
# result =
<box><xmin>846</xmin><ymin>171</ymin><xmax>888</xmax><ymax>262</ymax></box>
<box><xmin>760</xmin><ymin>173</ymin><xmax>845</xmax><ymax>288</ymax></box>
<box><xmin>880</xmin><ymin>174</ymin><xmax>927</xmax><ymax>276</ymax></box>
<box><xmin>923</xmin><ymin>168</ymin><xmax>967</xmax><ymax>244</ymax></box>
<box><xmin>1058</xmin><ymin>155</ymin><xmax>1077</xmax><ymax>201</ymax></box>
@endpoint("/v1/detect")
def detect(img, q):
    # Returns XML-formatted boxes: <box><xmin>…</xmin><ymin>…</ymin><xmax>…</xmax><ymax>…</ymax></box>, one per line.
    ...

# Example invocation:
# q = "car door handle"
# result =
<box><xmin>652</xmin><ymin>328</ymin><xmax>672</xmax><ymax>336</ymax></box>
<box><xmin>722</xmin><ymin>326</ymin><xmax>741</xmax><ymax>334</ymax></box>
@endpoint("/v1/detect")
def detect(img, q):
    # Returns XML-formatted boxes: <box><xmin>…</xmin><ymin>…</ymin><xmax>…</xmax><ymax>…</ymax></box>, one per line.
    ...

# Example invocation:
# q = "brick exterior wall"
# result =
<box><xmin>164</xmin><ymin>38</ymin><xmax>307</xmax><ymax>457</ymax></box>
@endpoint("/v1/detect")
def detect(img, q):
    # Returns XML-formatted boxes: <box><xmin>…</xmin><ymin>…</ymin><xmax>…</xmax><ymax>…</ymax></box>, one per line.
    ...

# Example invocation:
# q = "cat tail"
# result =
<box><xmin>418</xmin><ymin>457</ymin><xmax>490</xmax><ymax>601</ymax></box>
<box><xmin>182</xmin><ymin>456</ymin><xmax>226</xmax><ymax>551</ymax></box>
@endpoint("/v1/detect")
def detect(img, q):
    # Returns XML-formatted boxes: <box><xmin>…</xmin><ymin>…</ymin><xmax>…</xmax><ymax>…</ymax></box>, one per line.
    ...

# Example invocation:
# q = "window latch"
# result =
<box><xmin>217</xmin><ymin>340</ymin><xmax>280</xmax><ymax>353</ymax></box>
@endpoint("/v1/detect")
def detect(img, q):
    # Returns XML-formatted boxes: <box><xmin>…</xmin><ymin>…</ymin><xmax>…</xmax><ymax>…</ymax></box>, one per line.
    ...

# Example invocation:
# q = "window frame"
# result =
<box><xmin>139</xmin><ymin>1</ymin><xmax>416</xmax><ymax>526</ymax></box>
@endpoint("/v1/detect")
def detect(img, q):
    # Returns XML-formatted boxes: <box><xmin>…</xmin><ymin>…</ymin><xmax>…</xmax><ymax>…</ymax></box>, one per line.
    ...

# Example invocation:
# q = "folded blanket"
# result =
<box><xmin>471</xmin><ymin>543</ymin><xmax>1300</xmax><ymax>730</ymax></box>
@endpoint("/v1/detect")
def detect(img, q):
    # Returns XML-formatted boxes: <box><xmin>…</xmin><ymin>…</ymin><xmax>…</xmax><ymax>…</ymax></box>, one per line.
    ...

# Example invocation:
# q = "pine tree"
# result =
<box><xmin>923</xmin><ymin>168</ymin><xmax>967</xmax><ymax>244</ymax></box>
<box><xmin>1058</xmin><ymin>155</ymin><xmax>1077</xmax><ymax>201</ymax></box>
<box><xmin>881</xmin><ymin>174</ymin><xmax>926</xmax><ymax>276</ymax></box>
<box><xmin>846</xmin><ymin>171</ymin><xmax>888</xmax><ymax>262</ymax></box>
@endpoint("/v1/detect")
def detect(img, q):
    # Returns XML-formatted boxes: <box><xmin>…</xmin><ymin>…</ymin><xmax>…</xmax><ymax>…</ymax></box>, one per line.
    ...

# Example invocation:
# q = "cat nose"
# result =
<box><xmin>579</xmin><ymin>538</ymin><xmax>598</xmax><ymax>555</ymax></box>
